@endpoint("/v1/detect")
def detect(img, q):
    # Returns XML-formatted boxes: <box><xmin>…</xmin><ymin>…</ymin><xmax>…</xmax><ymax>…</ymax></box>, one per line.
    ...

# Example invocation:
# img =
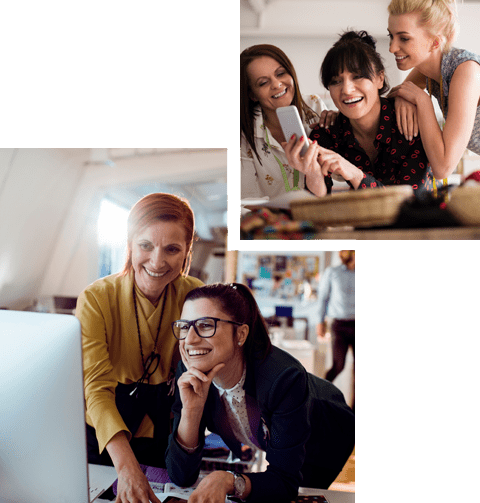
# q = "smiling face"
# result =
<box><xmin>388</xmin><ymin>12</ymin><xmax>436</xmax><ymax>71</ymax></box>
<box><xmin>328</xmin><ymin>69</ymin><xmax>384</xmax><ymax>122</ymax></box>
<box><xmin>131</xmin><ymin>220</ymin><xmax>188</xmax><ymax>304</ymax></box>
<box><xmin>178</xmin><ymin>298</ymin><xmax>248</xmax><ymax>378</ymax></box>
<box><xmin>246</xmin><ymin>55</ymin><xmax>295</xmax><ymax>113</ymax></box>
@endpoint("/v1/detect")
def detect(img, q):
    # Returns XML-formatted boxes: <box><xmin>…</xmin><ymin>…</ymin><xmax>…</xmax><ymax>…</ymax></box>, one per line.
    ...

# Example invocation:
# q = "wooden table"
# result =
<box><xmin>309</xmin><ymin>226</ymin><xmax>480</xmax><ymax>240</ymax></box>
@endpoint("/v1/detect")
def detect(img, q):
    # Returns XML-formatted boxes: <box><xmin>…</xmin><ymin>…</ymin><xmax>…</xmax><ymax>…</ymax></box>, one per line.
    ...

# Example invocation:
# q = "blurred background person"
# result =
<box><xmin>317</xmin><ymin>250</ymin><xmax>355</xmax><ymax>386</ymax></box>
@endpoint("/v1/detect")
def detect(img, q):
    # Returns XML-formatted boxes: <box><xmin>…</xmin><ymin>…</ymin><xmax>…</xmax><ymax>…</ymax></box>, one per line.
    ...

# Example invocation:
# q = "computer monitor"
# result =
<box><xmin>0</xmin><ymin>310</ymin><xmax>89</xmax><ymax>503</ymax></box>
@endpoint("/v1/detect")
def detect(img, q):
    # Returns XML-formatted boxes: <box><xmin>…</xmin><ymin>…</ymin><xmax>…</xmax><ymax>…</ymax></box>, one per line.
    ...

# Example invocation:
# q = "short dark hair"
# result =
<box><xmin>184</xmin><ymin>282</ymin><xmax>272</xmax><ymax>363</ymax></box>
<box><xmin>321</xmin><ymin>30</ymin><xmax>390</xmax><ymax>95</ymax></box>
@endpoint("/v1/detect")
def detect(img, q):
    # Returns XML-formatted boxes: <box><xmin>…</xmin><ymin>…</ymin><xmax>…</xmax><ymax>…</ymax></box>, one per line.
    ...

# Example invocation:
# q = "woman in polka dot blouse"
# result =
<box><xmin>166</xmin><ymin>283</ymin><xmax>354</xmax><ymax>503</ymax></box>
<box><xmin>284</xmin><ymin>30</ymin><xmax>435</xmax><ymax>197</ymax></box>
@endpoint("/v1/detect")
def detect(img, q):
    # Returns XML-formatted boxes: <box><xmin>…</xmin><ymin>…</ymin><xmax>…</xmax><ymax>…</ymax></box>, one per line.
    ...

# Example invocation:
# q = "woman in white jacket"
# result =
<box><xmin>240</xmin><ymin>44</ymin><xmax>334</xmax><ymax>199</ymax></box>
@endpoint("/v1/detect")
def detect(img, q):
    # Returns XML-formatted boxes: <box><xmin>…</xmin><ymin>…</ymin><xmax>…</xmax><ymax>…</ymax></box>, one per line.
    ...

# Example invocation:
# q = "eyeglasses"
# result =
<box><xmin>171</xmin><ymin>317</ymin><xmax>244</xmax><ymax>340</ymax></box>
<box><xmin>129</xmin><ymin>351</ymin><xmax>160</xmax><ymax>398</ymax></box>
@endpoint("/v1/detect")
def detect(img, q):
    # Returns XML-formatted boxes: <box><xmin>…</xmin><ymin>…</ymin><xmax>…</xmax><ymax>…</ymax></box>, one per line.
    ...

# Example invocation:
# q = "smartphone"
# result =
<box><xmin>276</xmin><ymin>105</ymin><xmax>310</xmax><ymax>156</ymax></box>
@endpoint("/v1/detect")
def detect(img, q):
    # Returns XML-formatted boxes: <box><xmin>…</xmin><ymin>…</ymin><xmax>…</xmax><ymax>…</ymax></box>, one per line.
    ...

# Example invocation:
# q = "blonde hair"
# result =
<box><xmin>388</xmin><ymin>0</ymin><xmax>459</xmax><ymax>52</ymax></box>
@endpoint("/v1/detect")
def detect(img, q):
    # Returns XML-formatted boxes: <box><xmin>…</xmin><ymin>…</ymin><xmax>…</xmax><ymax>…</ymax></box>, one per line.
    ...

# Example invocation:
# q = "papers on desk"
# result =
<box><xmin>154</xmin><ymin>482</ymin><xmax>194</xmax><ymax>501</ymax></box>
<box><xmin>154</xmin><ymin>482</ymin><xmax>236</xmax><ymax>502</ymax></box>
<box><xmin>88</xmin><ymin>464</ymin><xmax>117</xmax><ymax>501</ymax></box>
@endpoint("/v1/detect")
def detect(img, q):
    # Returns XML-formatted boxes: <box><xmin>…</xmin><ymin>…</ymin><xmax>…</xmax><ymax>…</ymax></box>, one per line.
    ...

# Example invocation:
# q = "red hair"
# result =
<box><xmin>121</xmin><ymin>193</ymin><xmax>195</xmax><ymax>277</ymax></box>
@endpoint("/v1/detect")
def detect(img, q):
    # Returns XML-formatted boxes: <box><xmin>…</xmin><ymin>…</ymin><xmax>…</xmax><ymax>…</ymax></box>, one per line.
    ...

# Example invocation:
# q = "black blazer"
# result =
<box><xmin>166</xmin><ymin>346</ymin><xmax>354</xmax><ymax>503</ymax></box>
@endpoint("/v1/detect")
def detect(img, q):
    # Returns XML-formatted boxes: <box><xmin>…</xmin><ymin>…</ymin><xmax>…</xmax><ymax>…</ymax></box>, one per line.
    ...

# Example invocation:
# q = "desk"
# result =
<box><xmin>94</xmin><ymin>465</ymin><xmax>355</xmax><ymax>502</ymax></box>
<box><xmin>97</xmin><ymin>489</ymin><xmax>354</xmax><ymax>503</ymax></box>
<box><xmin>298</xmin><ymin>488</ymin><xmax>355</xmax><ymax>503</ymax></box>
<box><xmin>311</xmin><ymin>225</ymin><xmax>480</xmax><ymax>240</ymax></box>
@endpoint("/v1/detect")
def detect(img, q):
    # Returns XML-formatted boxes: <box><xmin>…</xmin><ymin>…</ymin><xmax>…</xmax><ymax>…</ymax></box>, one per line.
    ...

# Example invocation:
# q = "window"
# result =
<box><xmin>97</xmin><ymin>199</ymin><xmax>129</xmax><ymax>278</ymax></box>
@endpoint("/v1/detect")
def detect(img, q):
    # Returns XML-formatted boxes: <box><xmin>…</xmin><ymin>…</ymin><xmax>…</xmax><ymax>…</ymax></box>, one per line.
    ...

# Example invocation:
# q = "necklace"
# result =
<box><xmin>132</xmin><ymin>282</ymin><xmax>168</xmax><ymax>373</ymax></box>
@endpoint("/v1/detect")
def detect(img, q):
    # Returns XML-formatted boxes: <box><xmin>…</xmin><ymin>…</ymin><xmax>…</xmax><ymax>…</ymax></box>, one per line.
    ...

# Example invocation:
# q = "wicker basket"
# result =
<box><xmin>447</xmin><ymin>185</ymin><xmax>480</xmax><ymax>226</ymax></box>
<box><xmin>290</xmin><ymin>186</ymin><xmax>414</xmax><ymax>228</ymax></box>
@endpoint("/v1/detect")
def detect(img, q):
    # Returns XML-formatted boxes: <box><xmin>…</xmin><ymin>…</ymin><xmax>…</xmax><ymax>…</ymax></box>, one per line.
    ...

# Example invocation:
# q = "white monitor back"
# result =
<box><xmin>0</xmin><ymin>310</ymin><xmax>89</xmax><ymax>503</ymax></box>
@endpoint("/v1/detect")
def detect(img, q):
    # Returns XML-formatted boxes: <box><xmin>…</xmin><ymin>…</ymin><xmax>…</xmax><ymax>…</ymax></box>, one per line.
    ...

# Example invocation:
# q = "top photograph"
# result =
<box><xmin>240</xmin><ymin>0</ymin><xmax>480</xmax><ymax>240</ymax></box>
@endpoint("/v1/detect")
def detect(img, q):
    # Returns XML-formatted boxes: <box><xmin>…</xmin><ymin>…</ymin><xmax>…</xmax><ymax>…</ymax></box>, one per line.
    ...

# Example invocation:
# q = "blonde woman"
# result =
<box><xmin>388</xmin><ymin>0</ymin><xmax>480</xmax><ymax>179</ymax></box>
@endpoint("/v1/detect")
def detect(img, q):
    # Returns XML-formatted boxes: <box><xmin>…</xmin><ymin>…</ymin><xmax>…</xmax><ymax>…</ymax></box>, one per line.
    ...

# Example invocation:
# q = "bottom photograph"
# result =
<box><xmin>1</xmin><ymin>150</ymin><xmax>354</xmax><ymax>503</ymax></box>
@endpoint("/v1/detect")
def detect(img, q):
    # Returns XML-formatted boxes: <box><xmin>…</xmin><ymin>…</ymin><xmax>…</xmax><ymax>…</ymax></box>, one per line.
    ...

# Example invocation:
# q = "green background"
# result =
<box><xmin>0</xmin><ymin>0</ymin><xmax>480</xmax><ymax>503</ymax></box>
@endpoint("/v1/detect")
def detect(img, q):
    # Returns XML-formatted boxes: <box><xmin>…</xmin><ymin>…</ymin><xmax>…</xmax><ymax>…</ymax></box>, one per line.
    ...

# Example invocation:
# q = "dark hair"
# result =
<box><xmin>339</xmin><ymin>250</ymin><xmax>355</xmax><ymax>266</ymax></box>
<box><xmin>121</xmin><ymin>192</ymin><xmax>195</xmax><ymax>277</ymax></box>
<box><xmin>321</xmin><ymin>30</ymin><xmax>390</xmax><ymax>95</ymax></box>
<box><xmin>184</xmin><ymin>282</ymin><xmax>272</xmax><ymax>363</ymax></box>
<box><xmin>241</xmin><ymin>44</ymin><xmax>319</xmax><ymax>164</ymax></box>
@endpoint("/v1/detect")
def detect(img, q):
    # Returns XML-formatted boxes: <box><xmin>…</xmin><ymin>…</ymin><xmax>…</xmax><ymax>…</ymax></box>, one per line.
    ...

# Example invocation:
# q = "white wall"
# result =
<box><xmin>0</xmin><ymin>149</ymin><xmax>88</xmax><ymax>310</ymax></box>
<box><xmin>41</xmin><ymin>149</ymin><xmax>228</xmax><ymax>299</ymax></box>
<box><xmin>0</xmin><ymin>149</ymin><xmax>227</xmax><ymax>310</ymax></box>
<box><xmin>241</xmin><ymin>0</ymin><xmax>480</xmax><ymax>107</ymax></box>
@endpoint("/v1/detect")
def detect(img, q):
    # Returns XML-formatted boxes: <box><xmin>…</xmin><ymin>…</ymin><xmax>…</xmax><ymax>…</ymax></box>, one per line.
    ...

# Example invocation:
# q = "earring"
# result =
<box><xmin>238</xmin><ymin>342</ymin><xmax>242</xmax><ymax>346</ymax></box>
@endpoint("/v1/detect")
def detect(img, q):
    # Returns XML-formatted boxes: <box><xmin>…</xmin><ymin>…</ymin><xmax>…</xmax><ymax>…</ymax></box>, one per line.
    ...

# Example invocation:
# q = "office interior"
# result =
<box><xmin>241</xmin><ymin>0</ymin><xmax>480</xmax><ymax>184</ymax></box>
<box><xmin>0</xmin><ymin>148</ymin><xmax>354</xmax><ymax>501</ymax></box>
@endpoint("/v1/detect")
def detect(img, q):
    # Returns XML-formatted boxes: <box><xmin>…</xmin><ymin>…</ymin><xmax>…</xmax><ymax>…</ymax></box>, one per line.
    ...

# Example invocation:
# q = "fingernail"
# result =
<box><xmin>299</xmin><ymin>136</ymin><xmax>304</xmax><ymax>142</ymax></box>
<box><xmin>290</xmin><ymin>134</ymin><xmax>296</xmax><ymax>140</ymax></box>
<box><xmin>313</xmin><ymin>140</ymin><xmax>317</xmax><ymax>144</ymax></box>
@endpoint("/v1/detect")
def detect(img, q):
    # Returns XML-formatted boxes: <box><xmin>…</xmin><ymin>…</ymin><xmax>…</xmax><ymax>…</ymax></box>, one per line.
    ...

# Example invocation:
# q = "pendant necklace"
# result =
<box><xmin>262</xmin><ymin>113</ymin><xmax>301</xmax><ymax>192</ymax></box>
<box><xmin>132</xmin><ymin>282</ymin><xmax>168</xmax><ymax>373</ymax></box>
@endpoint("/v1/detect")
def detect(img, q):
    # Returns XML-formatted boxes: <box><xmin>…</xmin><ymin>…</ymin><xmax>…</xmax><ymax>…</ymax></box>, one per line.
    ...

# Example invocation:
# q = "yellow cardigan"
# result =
<box><xmin>76</xmin><ymin>270</ymin><xmax>203</xmax><ymax>453</ymax></box>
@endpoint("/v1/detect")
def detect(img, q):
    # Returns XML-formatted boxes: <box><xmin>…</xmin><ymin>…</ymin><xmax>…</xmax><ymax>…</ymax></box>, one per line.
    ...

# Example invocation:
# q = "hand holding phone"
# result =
<box><xmin>276</xmin><ymin>105</ymin><xmax>310</xmax><ymax>156</ymax></box>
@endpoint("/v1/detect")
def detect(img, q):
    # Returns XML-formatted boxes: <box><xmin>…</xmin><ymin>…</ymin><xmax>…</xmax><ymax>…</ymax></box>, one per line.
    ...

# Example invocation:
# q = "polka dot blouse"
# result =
<box><xmin>212</xmin><ymin>364</ymin><xmax>259</xmax><ymax>451</ymax></box>
<box><xmin>310</xmin><ymin>97</ymin><xmax>434</xmax><ymax>195</ymax></box>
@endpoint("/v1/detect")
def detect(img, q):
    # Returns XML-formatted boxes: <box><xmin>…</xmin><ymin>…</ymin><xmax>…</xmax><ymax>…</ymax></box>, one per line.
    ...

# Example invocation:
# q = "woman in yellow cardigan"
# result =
<box><xmin>76</xmin><ymin>193</ymin><xmax>203</xmax><ymax>503</ymax></box>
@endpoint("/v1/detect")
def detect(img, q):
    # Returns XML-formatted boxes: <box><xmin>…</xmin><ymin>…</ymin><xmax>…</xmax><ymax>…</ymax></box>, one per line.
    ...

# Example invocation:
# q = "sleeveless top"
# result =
<box><xmin>429</xmin><ymin>47</ymin><xmax>480</xmax><ymax>155</ymax></box>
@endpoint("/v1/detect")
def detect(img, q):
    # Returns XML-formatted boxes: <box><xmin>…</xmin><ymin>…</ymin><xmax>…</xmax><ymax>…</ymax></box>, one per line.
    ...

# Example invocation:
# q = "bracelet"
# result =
<box><xmin>176</xmin><ymin>436</ymin><xmax>198</xmax><ymax>454</ymax></box>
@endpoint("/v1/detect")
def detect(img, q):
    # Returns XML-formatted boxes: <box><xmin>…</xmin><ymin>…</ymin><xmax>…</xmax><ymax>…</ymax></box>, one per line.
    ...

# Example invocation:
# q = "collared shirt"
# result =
<box><xmin>318</xmin><ymin>264</ymin><xmax>355</xmax><ymax>323</ymax></box>
<box><xmin>241</xmin><ymin>94</ymin><xmax>328</xmax><ymax>199</ymax></box>
<box><xmin>212</xmin><ymin>365</ymin><xmax>259</xmax><ymax>451</ymax></box>
<box><xmin>310</xmin><ymin>97</ymin><xmax>434</xmax><ymax>195</ymax></box>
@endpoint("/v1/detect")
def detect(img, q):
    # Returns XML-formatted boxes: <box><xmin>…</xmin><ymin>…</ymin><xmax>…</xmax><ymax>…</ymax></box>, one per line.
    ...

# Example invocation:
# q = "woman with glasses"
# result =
<box><xmin>76</xmin><ymin>193</ymin><xmax>203</xmax><ymax>503</ymax></box>
<box><xmin>166</xmin><ymin>283</ymin><xmax>355</xmax><ymax>503</ymax></box>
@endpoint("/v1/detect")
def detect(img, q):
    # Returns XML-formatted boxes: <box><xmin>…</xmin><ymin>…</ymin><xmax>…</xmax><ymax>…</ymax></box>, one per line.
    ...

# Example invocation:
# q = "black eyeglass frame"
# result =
<box><xmin>171</xmin><ymin>317</ymin><xmax>244</xmax><ymax>340</ymax></box>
